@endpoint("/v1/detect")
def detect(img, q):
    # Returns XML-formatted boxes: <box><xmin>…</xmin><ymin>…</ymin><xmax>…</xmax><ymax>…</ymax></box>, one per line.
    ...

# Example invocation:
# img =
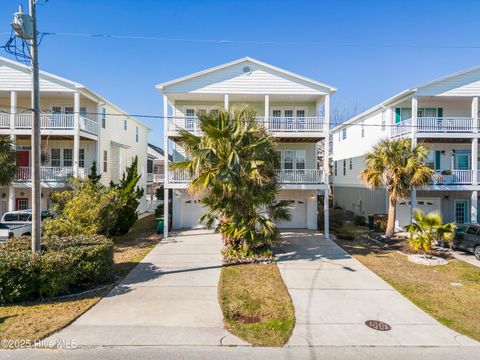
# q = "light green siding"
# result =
<box><xmin>276</xmin><ymin>143</ymin><xmax>317</xmax><ymax>168</ymax></box>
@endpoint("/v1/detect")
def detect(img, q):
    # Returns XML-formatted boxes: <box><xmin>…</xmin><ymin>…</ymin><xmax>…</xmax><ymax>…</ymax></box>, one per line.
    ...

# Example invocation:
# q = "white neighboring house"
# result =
<box><xmin>332</xmin><ymin>65</ymin><xmax>480</xmax><ymax>228</ymax></box>
<box><xmin>156</xmin><ymin>57</ymin><xmax>336</xmax><ymax>236</ymax></box>
<box><xmin>146</xmin><ymin>143</ymin><xmax>170</xmax><ymax>212</ymax></box>
<box><xmin>0</xmin><ymin>56</ymin><xmax>150</xmax><ymax>217</ymax></box>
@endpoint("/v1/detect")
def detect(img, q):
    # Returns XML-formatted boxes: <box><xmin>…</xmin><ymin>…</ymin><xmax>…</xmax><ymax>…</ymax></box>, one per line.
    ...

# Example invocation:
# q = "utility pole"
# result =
<box><xmin>30</xmin><ymin>0</ymin><xmax>41</xmax><ymax>252</ymax></box>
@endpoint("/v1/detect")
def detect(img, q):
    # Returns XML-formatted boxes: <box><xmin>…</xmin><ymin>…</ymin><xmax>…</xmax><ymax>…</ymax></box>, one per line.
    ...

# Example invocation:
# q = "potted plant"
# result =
<box><xmin>440</xmin><ymin>169</ymin><xmax>453</xmax><ymax>183</ymax></box>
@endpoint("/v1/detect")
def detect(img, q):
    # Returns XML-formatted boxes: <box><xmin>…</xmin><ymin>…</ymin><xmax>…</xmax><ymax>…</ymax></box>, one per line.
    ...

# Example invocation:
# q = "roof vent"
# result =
<box><xmin>242</xmin><ymin>66</ymin><xmax>252</xmax><ymax>75</ymax></box>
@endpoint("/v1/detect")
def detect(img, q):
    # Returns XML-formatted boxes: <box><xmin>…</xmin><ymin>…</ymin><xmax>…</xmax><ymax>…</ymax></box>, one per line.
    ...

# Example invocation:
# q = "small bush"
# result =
<box><xmin>318</xmin><ymin>208</ymin><xmax>345</xmax><ymax>232</ymax></box>
<box><xmin>0</xmin><ymin>235</ymin><xmax>114</xmax><ymax>304</ymax></box>
<box><xmin>155</xmin><ymin>204</ymin><xmax>163</xmax><ymax>218</ymax></box>
<box><xmin>353</xmin><ymin>215</ymin><xmax>367</xmax><ymax>227</ymax></box>
<box><xmin>336</xmin><ymin>232</ymin><xmax>355</xmax><ymax>241</ymax></box>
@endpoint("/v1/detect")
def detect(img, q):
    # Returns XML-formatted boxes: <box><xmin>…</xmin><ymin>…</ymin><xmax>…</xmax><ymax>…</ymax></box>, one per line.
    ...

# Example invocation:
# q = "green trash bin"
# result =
<box><xmin>156</xmin><ymin>218</ymin><xmax>164</xmax><ymax>234</ymax></box>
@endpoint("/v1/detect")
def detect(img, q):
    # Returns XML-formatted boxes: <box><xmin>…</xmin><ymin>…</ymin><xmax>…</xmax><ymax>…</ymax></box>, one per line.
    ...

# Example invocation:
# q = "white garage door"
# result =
<box><xmin>277</xmin><ymin>199</ymin><xmax>307</xmax><ymax>229</ymax></box>
<box><xmin>181</xmin><ymin>199</ymin><xmax>207</xmax><ymax>229</ymax></box>
<box><xmin>396</xmin><ymin>198</ymin><xmax>440</xmax><ymax>228</ymax></box>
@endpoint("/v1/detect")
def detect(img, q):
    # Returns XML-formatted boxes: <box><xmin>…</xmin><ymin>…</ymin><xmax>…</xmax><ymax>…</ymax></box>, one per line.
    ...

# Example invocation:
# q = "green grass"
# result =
<box><xmin>218</xmin><ymin>263</ymin><xmax>295</xmax><ymax>347</ymax></box>
<box><xmin>334</xmin><ymin>235</ymin><xmax>480</xmax><ymax>341</ymax></box>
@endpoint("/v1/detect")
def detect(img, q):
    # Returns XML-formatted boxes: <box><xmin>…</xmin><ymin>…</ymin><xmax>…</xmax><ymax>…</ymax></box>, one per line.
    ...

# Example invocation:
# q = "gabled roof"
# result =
<box><xmin>0</xmin><ymin>56</ymin><xmax>150</xmax><ymax>130</ymax></box>
<box><xmin>156</xmin><ymin>57</ymin><xmax>337</xmax><ymax>93</ymax></box>
<box><xmin>148</xmin><ymin>143</ymin><xmax>172</xmax><ymax>161</ymax></box>
<box><xmin>333</xmin><ymin>64</ymin><xmax>480</xmax><ymax>132</ymax></box>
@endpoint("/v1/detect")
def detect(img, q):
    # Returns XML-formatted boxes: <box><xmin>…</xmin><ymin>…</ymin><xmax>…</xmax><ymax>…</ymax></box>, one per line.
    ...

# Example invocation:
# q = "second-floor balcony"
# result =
<box><xmin>166</xmin><ymin>168</ymin><xmax>325</xmax><ymax>185</ymax></box>
<box><xmin>429</xmin><ymin>170</ymin><xmax>474</xmax><ymax>185</ymax></box>
<box><xmin>392</xmin><ymin>117</ymin><xmax>475</xmax><ymax>137</ymax></box>
<box><xmin>0</xmin><ymin>113</ymin><xmax>98</xmax><ymax>136</ymax></box>
<box><xmin>15</xmin><ymin>167</ymin><xmax>90</xmax><ymax>183</ymax></box>
<box><xmin>167</xmin><ymin>116</ymin><xmax>325</xmax><ymax>135</ymax></box>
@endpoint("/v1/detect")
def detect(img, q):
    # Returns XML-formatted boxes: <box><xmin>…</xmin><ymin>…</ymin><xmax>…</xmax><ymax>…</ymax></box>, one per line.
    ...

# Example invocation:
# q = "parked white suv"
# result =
<box><xmin>0</xmin><ymin>210</ymin><xmax>33</xmax><ymax>242</ymax></box>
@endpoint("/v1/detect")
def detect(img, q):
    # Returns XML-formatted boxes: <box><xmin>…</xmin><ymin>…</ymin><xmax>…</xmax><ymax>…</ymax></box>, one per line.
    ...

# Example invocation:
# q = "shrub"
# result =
<box><xmin>155</xmin><ymin>204</ymin><xmax>163</xmax><ymax>218</ymax></box>
<box><xmin>336</xmin><ymin>232</ymin><xmax>355</xmax><ymax>241</ymax></box>
<box><xmin>0</xmin><ymin>235</ymin><xmax>114</xmax><ymax>304</ymax></box>
<box><xmin>353</xmin><ymin>215</ymin><xmax>367</xmax><ymax>227</ymax></box>
<box><xmin>44</xmin><ymin>179</ymin><xmax>122</xmax><ymax>237</ymax></box>
<box><xmin>318</xmin><ymin>208</ymin><xmax>345</xmax><ymax>232</ymax></box>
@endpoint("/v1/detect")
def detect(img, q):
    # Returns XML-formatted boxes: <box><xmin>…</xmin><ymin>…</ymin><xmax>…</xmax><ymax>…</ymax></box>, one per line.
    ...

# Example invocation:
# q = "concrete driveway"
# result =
<box><xmin>48</xmin><ymin>230</ymin><xmax>246</xmax><ymax>347</ymax></box>
<box><xmin>451</xmin><ymin>249</ymin><xmax>480</xmax><ymax>268</ymax></box>
<box><xmin>275</xmin><ymin>230</ymin><xmax>479</xmax><ymax>347</ymax></box>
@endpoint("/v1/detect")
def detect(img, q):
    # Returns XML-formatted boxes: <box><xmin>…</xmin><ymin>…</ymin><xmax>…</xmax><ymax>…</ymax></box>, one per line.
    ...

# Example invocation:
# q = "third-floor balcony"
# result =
<box><xmin>0</xmin><ymin>113</ymin><xmax>98</xmax><ymax>136</ymax></box>
<box><xmin>392</xmin><ymin>117</ymin><xmax>475</xmax><ymax>137</ymax></box>
<box><xmin>15</xmin><ymin>166</ymin><xmax>90</xmax><ymax>183</ymax></box>
<box><xmin>167</xmin><ymin>116</ymin><xmax>325</xmax><ymax>136</ymax></box>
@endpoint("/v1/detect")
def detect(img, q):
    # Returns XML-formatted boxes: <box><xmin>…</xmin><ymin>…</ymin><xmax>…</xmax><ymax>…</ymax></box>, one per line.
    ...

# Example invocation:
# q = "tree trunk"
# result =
<box><xmin>386</xmin><ymin>194</ymin><xmax>396</xmax><ymax>238</ymax></box>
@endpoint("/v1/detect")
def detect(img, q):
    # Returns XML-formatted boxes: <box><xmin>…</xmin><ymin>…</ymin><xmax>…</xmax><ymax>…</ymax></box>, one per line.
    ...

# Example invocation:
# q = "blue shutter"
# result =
<box><xmin>395</xmin><ymin>108</ymin><xmax>401</xmax><ymax>123</ymax></box>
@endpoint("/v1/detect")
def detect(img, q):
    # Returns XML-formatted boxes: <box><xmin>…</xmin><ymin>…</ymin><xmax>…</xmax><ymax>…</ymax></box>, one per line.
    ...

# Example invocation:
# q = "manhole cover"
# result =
<box><xmin>365</xmin><ymin>320</ymin><xmax>391</xmax><ymax>331</ymax></box>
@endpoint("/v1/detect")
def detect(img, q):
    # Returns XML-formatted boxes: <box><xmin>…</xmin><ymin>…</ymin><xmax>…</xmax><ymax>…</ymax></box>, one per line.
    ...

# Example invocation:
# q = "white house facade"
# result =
<box><xmin>0</xmin><ymin>56</ymin><xmax>150</xmax><ymax>217</ymax></box>
<box><xmin>332</xmin><ymin>66</ymin><xmax>480</xmax><ymax>228</ymax></box>
<box><xmin>156</xmin><ymin>57</ymin><xmax>336</xmax><ymax>237</ymax></box>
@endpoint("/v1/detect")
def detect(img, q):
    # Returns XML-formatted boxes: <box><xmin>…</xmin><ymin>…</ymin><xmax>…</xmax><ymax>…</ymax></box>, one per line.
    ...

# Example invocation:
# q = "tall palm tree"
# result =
<box><xmin>0</xmin><ymin>137</ymin><xmax>17</xmax><ymax>186</ymax></box>
<box><xmin>360</xmin><ymin>138</ymin><xmax>433</xmax><ymax>238</ymax></box>
<box><xmin>172</xmin><ymin>109</ymin><xmax>290</xmax><ymax>250</ymax></box>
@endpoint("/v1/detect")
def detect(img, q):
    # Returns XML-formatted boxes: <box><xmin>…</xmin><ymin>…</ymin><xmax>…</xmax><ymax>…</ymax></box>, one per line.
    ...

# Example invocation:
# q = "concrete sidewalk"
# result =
<box><xmin>275</xmin><ymin>230</ymin><xmax>479</xmax><ymax>347</ymax></box>
<box><xmin>48</xmin><ymin>230</ymin><xmax>246</xmax><ymax>347</ymax></box>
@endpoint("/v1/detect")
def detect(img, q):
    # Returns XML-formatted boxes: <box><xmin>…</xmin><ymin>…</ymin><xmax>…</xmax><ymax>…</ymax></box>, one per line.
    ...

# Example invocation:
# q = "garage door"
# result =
<box><xmin>181</xmin><ymin>199</ymin><xmax>207</xmax><ymax>229</ymax></box>
<box><xmin>396</xmin><ymin>198</ymin><xmax>440</xmax><ymax>228</ymax></box>
<box><xmin>277</xmin><ymin>199</ymin><xmax>307</xmax><ymax>229</ymax></box>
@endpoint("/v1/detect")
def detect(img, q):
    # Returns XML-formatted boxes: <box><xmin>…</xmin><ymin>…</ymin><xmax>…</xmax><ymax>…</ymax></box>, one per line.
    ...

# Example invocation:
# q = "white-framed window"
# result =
<box><xmin>63</xmin><ymin>149</ymin><xmax>73</xmax><ymax>167</ymax></box>
<box><xmin>101</xmin><ymin>107</ymin><xmax>106</xmax><ymax>129</ymax></box>
<box><xmin>136</xmin><ymin>126</ymin><xmax>139</xmax><ymax>142</ymax></box>
<box><xmin>454</xmin><ymin>200</ymin><xmax>468</xmax><ymax>224</ymax></box>
<box><xmin>124</xmin><ymin>119</ymin><xmax>128</xmax><ymax>131</ymax></box>
<box><xmin>295</xmin><ymin>150</ymin><xmax>306</xmax><ymax>171</ymax></box>
<box><xmin>103</xmin><ymin>150</ymin><xmax>108</xmax><ymax>173</ymax></box>
<box><xmin>283</xmin><ymin>150</ymin><xmax>294</xmax><ymax>171</ymax></box>
<box><xmin>64</xmin><ymin>106</ymin><xmax>74</xmax><ymax>114</ymax></box>
<box><xmin>79</xmin><ymin>148</ymin><xmax>85</xmax><ymax>168</ymax></box>
<box><xmin>361</xmin><ymin>121</ymin><xmax>365</xmax><ymax>138</ymax></box>
<box><xmin>381</xmin><ymin>111</ymin><xmax>386</xmax><ymax>131</ymax></box>
<box><xmin>51</xmin><ymin>148</ymin><xmax>60</xmax><ymax>167</ymax></box>
<box><xmin>342</xmin><ymin>128</ymin><xmax>347</xmax><ymax>140</ymax></box>
<box><xmin>80</xmin><ymin>106</ymin><xmax>87</xmax><ymax>117</ymax></box>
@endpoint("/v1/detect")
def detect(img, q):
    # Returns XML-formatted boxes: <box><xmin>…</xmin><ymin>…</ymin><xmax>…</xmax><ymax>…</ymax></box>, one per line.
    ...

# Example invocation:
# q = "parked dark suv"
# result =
<box><xmin>454</xmin><ymin>224</ymin><xmax>480</xmax><ymax>260</ymax></box>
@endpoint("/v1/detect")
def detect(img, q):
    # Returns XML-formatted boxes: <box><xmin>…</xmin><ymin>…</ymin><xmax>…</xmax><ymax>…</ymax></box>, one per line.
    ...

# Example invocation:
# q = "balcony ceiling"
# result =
<box><xmin>166</xmin><ymin>92</ymin><xmax>323</xmax><ymax>102</ymax></box>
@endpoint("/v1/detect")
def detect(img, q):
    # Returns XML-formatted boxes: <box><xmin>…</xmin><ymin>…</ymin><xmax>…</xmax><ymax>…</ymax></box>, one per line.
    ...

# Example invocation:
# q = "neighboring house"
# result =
<box><xmin>0</xmin><ymin>56</ymin><xmax>150</xmax><ymax>217</ymax></box>
<box><xmin>146</xmin><ymin>143</ymin><xmax>170</xmax><ymax>211</ymax></box>
<box><xmin>332</xmin><ymin>66</ymin><xmax>480</xmax><ymax>228</ymax></box>
<box><xmin>156</xmin><ymin>57</ymin><xmax>336</xmax><ymax>234</ymax></box>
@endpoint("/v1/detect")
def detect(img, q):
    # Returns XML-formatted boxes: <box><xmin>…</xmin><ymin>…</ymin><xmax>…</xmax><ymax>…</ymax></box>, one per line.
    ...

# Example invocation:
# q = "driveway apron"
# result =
<box><xmin>275</xmin><ymin>230</ymin><xmax>479</xmax><ymax>347</ymax></box>
<box><xmin>48</xmin><ymin>230</ymin><xmax>246</xmax><ymax>347</ymax></box>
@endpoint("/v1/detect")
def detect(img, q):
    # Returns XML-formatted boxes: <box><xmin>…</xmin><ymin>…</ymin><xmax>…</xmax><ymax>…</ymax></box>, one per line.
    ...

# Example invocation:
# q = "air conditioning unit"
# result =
<box><xmin>11</xmin><ymin>6</ymin><xmax>34</xmax><ymax>40</ymax></box>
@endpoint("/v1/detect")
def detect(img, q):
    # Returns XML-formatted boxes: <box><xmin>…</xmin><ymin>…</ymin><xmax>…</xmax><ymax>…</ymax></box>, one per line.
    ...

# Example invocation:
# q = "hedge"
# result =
<box><xmin>0</xmin><ymin>235</ymin><xmax>114</xmax><ymax>304</ymax></box>
<box><xmin>317</xmin><ymin>208</ymin><xmax>345</xmax><ymax>232</ymax></box>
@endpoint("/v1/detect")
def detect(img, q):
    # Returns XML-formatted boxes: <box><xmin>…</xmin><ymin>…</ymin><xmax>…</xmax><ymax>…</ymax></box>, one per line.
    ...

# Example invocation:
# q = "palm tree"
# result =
<box><xmin>0</xmin><ymin>137</ymin><xmax>17</xmax><ymax>186</ymax></box>
<box><xmin>172</xmin><ymin>109</ymin><xmax>290</xmax><ymax>250</ymax></box>
<box><xmin>405</xmin><ymin>210</ymin><xmax>455</xmax><ymax>257</ymax></box>
<box><xmin>360</xmin><ymin>138</ymin><xmax>433</xmax><ymax>238</ymax></box>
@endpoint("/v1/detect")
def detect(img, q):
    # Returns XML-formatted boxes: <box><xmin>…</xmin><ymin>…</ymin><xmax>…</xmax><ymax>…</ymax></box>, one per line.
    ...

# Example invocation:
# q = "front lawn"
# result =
<box><xmin>334</xmin><ymin>229</ymin><xmax>480</xmax><ymax>341</ymax></box>
<box><xmin>218</xmin><ymin>263</ymin><xmax>295</xmax><ymax>347</ymax></box>
<box><xmin>0</xmin><ymin>214</ymin><xmax>161</xmax><ymax>345</ymax></box>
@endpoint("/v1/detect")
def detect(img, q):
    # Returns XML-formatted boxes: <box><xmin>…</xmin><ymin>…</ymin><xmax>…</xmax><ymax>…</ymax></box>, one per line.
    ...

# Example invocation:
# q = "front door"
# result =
<box><xmin>454</xmin><ymin>200</ymin><xmax>468</xmax><ymax>224</ymax></box>
<box><xmin>17</xmin><ymin>150</ymin><xmax>29</xmax><ymax>167</ymax></box>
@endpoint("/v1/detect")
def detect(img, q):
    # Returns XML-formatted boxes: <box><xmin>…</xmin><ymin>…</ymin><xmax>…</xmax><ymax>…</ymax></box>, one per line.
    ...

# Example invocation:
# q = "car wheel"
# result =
<box><xmin>474</xmin><ymin>246</ymin><xmax>480</xmax><ymax>261</ymax></box>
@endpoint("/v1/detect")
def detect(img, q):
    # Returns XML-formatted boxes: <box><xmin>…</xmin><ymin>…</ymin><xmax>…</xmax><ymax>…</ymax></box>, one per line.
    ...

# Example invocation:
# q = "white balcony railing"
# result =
<box><xmin>167</xmin><ymin>116</ymin><xmax>325</xmax><ymax>134</ymax></box>
<box><xmin>275</xmin><ymin>169</ymin><xmax>325</xmax><ymax>184</ymax></box>
<box><xmin>256</xmin><ymin>117</ymin><xmax>325</xmax><ymax>132</ymax></box>
<box><xmin>0</xmin><ymin>113</ymin><xmax>9</xmax><ymax>128</ymax></box>
<box><xmin>15</xmin><ymin>166</ymin><xmax>90</xmax><ymax>182</ymax></box>
<box><xmin>153</xmin><ymin>173</ymin><xmax>165</xmax><ymax>182</ymax></box>
<box><xmin>169</xmin><ymin>169</ymin><xmax>191</xmax><ymax>183</ymax></box>
<box><xmin>0</xmin><ymin>113</ymin><xmax>99</xmax><ymax>135</ymax></box>
<box><xmin>430</xmin><ymin>170</ymin><xmax>473</xmax><ymax>185</ymax></box>
<box><xmin>392</xmin><ymin>117</ymin><xmax>474</xmax><ymax>136</ymax></box>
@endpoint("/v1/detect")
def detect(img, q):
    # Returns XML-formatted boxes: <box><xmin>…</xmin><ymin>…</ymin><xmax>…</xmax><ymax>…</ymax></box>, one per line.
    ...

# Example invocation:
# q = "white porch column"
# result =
<box><xmin>472</xmin><ymin>96</ymin><xmax>478</xmax><ymax>133</ymax></box>
<box><xmin>264</xmin><ymin>94</ymin><xmax>269</xmax><ymax>129</ymax></box>
<box><xmin>410</xmin><ymin>96</ymin><xmax>418</xmax><ymax>223</ymax></box>
<box><xmin>163</xmin><ymin>94</ymin><xmax>169</xmax><ymax>238</ymax></box>
<box><xmin>224</xmin><ymin>94</ymin><xmax>229</xmax><ymax>112</ymax></box>
<box><xmin>472</xmin><ymin>138</ymin><xmax>478</xmax><ymax>185</ymax></box>
<box><xmin>8</xmin><ymin>186</ymin><xmax>15</xmax><ymax>212</ymax></box>
<box><xmin>323</xmin><ymin>94</ymin><xmax>330</xmax><ymax>239</ymax></box>
<box><xmin>472</xmin><ymin>191</ymin><xmax>478</xmax><ymax>223</ymax></box>
<box><xmin>10</xmin><ymin>91</ymin><xmax>17</xmax><ymax>144</ymax></box>
<box><xmin>73</xmin><ymin>92</ymin><xmax>80</xmax><ymax>177</ymax></box>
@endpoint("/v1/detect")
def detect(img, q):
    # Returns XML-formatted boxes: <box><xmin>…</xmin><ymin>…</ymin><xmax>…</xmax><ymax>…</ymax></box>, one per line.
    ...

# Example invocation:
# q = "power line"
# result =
<box><xmin>3</xmin><ymin>31</ymin><xmax>480</xmax><ymax>49</ymax></box>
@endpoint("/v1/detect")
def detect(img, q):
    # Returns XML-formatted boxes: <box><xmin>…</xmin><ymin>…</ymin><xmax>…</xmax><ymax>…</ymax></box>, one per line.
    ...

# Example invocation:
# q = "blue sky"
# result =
<box><xmin>2</xmin><ymin>0</ymin><xmax>480</xmax><ymax>146</ymax></box>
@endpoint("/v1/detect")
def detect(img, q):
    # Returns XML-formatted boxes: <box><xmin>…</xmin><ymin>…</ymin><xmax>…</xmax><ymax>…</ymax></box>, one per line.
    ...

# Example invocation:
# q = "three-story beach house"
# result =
<box><xmin>332</xmin><ymin>66</ymin><xmax>480</xmax><ymax>228</ymax></box>
<box><xmin>0</xmin><ymin>56</ymin><xmax>150</xmax><ymax>217</ymax></box>
<box><xmin>156</xmin><ymin>57</ymin><xmax>336</xmax><ymax>237</ymax></box>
